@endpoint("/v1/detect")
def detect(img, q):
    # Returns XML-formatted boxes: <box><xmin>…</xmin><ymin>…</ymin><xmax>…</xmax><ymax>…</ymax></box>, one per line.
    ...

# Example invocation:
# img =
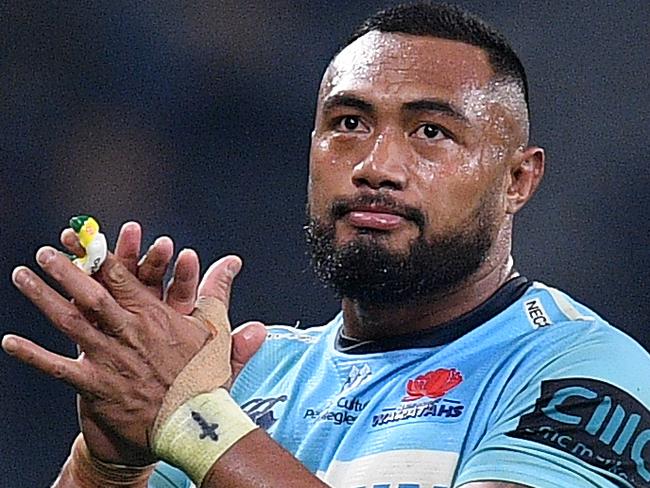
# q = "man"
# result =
<box><xmin>4</xmin><ymin>3</ymin><xmax>650</xmax><ymax>487</ymax></box>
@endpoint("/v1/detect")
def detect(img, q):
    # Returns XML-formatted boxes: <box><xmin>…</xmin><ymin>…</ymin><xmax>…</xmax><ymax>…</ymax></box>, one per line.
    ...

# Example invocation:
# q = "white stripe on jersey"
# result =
<box><xmin>532</xmin><ymin>282</ymin><xmax>595</xmax><ymax>322</ymax></box>
<box><xmin>316</xmin><ymin>449</ymin><xmax>458</xmax><ymax>488</ymax></box>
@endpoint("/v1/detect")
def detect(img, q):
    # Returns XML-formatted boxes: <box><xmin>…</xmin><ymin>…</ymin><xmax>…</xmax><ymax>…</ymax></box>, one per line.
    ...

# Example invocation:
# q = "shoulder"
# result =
<box><xmin>515</xmin><ymin>280</ymin><xmax>609</xmax><ymax>329</ymax></box>
<box><xmin>265</xmin><ymin>323</ymin><xmax>329</xmax><ymax>345</ymax></box>
<box><xmin>499</xmin><ymin>282</ymin><xmax>649</xmax><ymax>401</ymax></box>
<box><xmin>520</xmin><ymin>282</ymin><xmax>647</xmax><ymax>366</ymax></box>
<box><xmin>456</xmin><ymin>284</ymin><xmax>650</xmax><ymax>487</ymax></box>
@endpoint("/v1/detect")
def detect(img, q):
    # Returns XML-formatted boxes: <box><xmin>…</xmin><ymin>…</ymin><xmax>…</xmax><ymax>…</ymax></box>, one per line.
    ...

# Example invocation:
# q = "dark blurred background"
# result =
<box><xmin>1</xmin><ymin>0</ymin><xmax>648</xmax><ymax>485</ymax></box>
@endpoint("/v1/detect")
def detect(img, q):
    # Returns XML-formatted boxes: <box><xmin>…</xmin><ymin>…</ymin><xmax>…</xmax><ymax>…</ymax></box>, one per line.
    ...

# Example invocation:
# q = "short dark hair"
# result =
<box><xmin>346</xmin><ymin>2</ymin><xmax>529</xmax><ymax>110</ymax></box>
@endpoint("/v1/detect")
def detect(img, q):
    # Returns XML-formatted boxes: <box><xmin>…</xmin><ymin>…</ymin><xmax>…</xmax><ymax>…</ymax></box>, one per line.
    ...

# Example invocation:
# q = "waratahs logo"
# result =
<box><xmin>403</xmin><ymin>368</ymin><xmax>463</xmax><ymax>401</ymax></box>
<box><xmin>372</xmin><ymin>368</ymin><xmax>465</xmax><ymax>427</ymax></box>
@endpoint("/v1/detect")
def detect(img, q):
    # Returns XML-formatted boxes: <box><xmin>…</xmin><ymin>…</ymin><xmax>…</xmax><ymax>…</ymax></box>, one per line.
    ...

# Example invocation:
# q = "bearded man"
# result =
<box><xmin>5</xmin><ymin>3</ymin><xmax>650</xmax><ymax>488</ymax></box>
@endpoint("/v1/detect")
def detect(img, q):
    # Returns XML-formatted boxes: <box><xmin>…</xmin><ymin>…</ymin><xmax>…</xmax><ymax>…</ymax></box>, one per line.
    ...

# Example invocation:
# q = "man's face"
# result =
<box><xmin>306</xmin><ymin>32</ymin><xmax>524</xmax><ymax>303</ymax></box>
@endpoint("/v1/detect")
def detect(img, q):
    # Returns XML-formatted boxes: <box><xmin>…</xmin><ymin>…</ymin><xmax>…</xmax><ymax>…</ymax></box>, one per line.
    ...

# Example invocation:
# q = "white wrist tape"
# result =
<box><xmin>152</xmin><ymin>388</ymin><xmax>258</xmax><ymax>486</ymax></box>
<box><xmin>152</xmin><ymin>296</ymin><xmax>233</xmax><ymax>442</ymax></box>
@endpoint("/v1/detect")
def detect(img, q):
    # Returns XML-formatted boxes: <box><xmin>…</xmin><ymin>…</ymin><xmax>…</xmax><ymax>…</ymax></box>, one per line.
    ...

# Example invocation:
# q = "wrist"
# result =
<box><xmin>54</xmin><ymin>434</ymin><xmax>154</xmax><ymax>488</ymax></box>
<box><xmin>152</xmin><ymin>388</ymin><xmax>258</xmax><ymax>487</ymax></box>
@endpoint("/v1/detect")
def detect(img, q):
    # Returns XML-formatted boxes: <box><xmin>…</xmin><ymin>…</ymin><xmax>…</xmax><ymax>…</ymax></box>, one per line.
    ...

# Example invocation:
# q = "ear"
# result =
<box><xmin>506</xmin><ymin>146</ymin><xmax>545</xmax><ymax>214</ymax></box>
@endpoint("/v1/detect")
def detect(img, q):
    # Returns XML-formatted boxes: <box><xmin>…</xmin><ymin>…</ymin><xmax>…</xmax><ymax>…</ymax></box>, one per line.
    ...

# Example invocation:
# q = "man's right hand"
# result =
<box><xmin>60</xmin><ymin>221</ymin><xmax>267</xmax><ymax>465</ymax></box>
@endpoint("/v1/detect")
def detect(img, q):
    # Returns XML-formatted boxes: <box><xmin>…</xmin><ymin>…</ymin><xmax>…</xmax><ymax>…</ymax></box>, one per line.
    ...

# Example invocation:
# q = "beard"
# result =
<box><xmin>305</xmin><ymin>192</ymin><xmax>499</xmax><ymax>306</ymax></box>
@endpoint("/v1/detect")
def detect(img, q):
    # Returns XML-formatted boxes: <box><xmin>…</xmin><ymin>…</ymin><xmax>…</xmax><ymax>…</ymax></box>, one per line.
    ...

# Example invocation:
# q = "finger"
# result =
<box><xmin>137</xmin><ymin>236</ymin><xmax>174</xmax><ymax>298</ymax></box>
<box><xmin>96</xmin><ymin>253</ymin><xmax>160</xmax><ymax>314</ymax></box>
<box><xmin>35</xmin><ymin>247</ymin><xmax>133</xmax><ymax>334</ymax></box>
<box><xmin>231</xmin><ymin>321</ymin><xmax>266</xmax><ymax>373</ymax></box>
<box><xmin>2</xmin><ymin>334</ymin><xmax>93</xmax><ymax>392</ymax></box>
<box><xmin>164</xmin><ymin>248</ymin><xmax>199</xmax><ymax>315</ymax></box>
<box><xmin>196</xmin><ymin>255</ymin><xmax>242</xmax><ymax>309</ymax></box>
<box><xmin>11</xmin><ymin>266</ymin><xmax>107</xmax><ymax>352</ymax></box>
<box><xmin>114</xmin><ymin>222</ymin><xmax>142</xmax><ymax>275</ymax></box>
<box><xmin>60</xmin><ymin>228</ymin><xmax>84</xmax><ymax>257</ymax></box>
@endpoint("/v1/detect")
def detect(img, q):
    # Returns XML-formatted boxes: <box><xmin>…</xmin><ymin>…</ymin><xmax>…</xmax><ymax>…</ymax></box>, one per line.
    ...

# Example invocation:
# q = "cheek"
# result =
<box><xmin>411</xmin><ymin>148</ymin><xmax>498</xmax><ymax>228</ymax></box>
<box><xmin>308</xmin><ymin>139</ymin><xmax>353</xmax><ymax>215</ymax></box>
<box><xmin>412</xmin><ymin>145</ymin><xmax>485</xmax><ymax>193</ymax></box>
<box><xmin>313</xmin><ymin>133</ymin><xmax>371</xmax><ymax>168</ymax></box>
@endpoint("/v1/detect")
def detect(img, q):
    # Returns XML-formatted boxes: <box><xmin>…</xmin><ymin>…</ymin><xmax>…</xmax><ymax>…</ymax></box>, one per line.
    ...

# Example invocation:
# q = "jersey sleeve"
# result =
<box><xmin>148</xmin><ymin>462</ymin><xmax>194</xmax><ymax>488</ymax></box>
<box><xmin>455</xmin><ymin>323</ymin><xmax>650</xmax><ymax>488</ymax></box>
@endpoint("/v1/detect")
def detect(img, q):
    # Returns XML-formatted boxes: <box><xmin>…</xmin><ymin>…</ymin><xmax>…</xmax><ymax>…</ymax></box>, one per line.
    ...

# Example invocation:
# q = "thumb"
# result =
<box><xmin>197</xmin><ymin>255</ymin><xmax>242</xmax><ymax>309</ymax></box>
<box><xmin>231</xmin><ymin>321</ymin><xmax>266</xmax><ymax>379</ymax></box>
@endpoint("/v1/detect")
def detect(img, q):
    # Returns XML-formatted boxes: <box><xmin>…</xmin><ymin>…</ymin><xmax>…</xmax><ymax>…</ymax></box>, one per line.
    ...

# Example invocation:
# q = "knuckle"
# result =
<box><xmin>214</xmin><ymin>282</ymin><xmax>230</xmax><ymax>301</ymax></box>
<box><xmin>88</xmin><ymin>292</ymin><xmax>111</xmax><ymax>314</ymax></box>
<box><xmin>169</xmin><ymin>282</ymin><xmax>194</xmax><ymax>303</ymax></box>
<box><xmin>139</xmin><ymin>266</ymin><xmax>165</xmax><ymax>287</ymax></box>
<box><xmin>60</xmin><ymin>309</ymin><xmax>84</xmax><ymax>331</ymax></box>
<box><xmin>143</xmin><ymin>253</ymin><xmax>165</xmax><ymax>269</ymax></box>
<box><xmin>52</xmin><ymin>362</ymin><xmax>68</xmax><ymax>379</ymax></box>
<box><xmin>106</xmin><ymin>260</ymin><xmax>128</xmax><ymax>281</ymax></box>
<box><xmin>23</xmin><ymin>347</ymin><xmax>36</xmax><ymax>362</ymax></box>
<box><xmin>173</xmin><ymin>290</ymin><xmax>194</xmax><ymax>304</ymax></box>
<box><xmin>138</xmin><ymin>272</ymin><xmax>159</xmax><ymax>287</ymax></box>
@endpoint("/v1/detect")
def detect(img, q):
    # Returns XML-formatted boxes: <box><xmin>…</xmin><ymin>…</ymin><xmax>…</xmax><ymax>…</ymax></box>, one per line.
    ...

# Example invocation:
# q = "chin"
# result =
<box><xmin>336</xmin><ymin>223</ymin><xmax>418</xmax><ymax>246</ymax></box>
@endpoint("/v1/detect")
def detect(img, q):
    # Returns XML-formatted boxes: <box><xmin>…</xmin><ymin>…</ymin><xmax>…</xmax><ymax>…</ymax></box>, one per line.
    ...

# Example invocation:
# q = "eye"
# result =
<box><xmin>334</xmin><ymin>116</ymin><xmax>366</xmax><ymax>132</ymax></box>
<box><xmin>412</xmin><ymin>124</ymin><xmax>447</xmax><ymax>141</ymax></box>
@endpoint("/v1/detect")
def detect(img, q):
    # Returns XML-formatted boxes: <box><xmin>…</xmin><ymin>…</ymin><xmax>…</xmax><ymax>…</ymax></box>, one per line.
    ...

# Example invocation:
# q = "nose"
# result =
<box><xmin>351</xmin><ymin>132</ymin><xmax>408</xmax><ymax>191</ymax></box>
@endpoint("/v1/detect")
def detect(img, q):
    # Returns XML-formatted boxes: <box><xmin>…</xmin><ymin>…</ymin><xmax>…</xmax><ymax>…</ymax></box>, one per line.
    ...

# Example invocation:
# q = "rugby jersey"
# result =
<box><xmin>151</xmin><ymin>278</ymin><xmax>650</xmax><ymax>487</ymax></box>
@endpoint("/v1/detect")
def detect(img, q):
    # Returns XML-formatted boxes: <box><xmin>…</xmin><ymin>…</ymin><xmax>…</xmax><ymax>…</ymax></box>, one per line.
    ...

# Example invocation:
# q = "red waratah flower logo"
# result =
<box><xmin>403</xmin><ymin>368</ymin><xmax>463</xmax><ymax>401</ymax></box>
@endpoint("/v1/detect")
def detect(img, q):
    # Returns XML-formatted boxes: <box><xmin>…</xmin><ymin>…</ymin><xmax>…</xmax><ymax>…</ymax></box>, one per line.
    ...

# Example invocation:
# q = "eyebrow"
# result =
<box><xmin>403</xmin><ymin>99</ymin><xmax>469</xmax><ymax>123</ymax></box>
<box><xmin>321</xmin><ymin>94</ymin><xmax>375</xmax><ymax>115</ymax></box>
<box><xmin>321</xmin><ymin>93</ymin><xmax>469</xmax><ymax>124</ymax></box>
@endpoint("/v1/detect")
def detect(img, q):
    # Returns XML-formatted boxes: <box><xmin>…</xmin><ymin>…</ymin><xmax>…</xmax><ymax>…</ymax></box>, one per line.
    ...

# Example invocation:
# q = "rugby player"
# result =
<box><xmin>5</xmin><ymin>3</ymin><xmax>650</xmax><ymax>487</ymax></box>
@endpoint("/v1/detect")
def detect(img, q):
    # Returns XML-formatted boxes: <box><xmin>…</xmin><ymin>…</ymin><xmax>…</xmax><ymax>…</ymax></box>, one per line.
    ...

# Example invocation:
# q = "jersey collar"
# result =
<box><xmin>335</xmin><ymin>276</ymin><xmax>531</xmax><ymax>354</ymax></box>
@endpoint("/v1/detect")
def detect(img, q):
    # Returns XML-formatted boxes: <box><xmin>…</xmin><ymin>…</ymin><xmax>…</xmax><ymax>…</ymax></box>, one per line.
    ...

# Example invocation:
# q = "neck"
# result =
<box><xmin>341</xmin><ymin>251</ymin><xmax>516</xmax><ymax>341</ymax></box>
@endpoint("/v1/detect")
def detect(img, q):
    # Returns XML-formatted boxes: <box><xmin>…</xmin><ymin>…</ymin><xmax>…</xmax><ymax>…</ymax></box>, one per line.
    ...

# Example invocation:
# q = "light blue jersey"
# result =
<box><xmin>151</xmin><ymin>278</ymin><xmax>650</xmax><ymax>487</ymax></box>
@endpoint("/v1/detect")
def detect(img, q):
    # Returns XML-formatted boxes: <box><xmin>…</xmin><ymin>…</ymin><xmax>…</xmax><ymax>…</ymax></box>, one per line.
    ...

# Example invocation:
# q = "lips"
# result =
<box><xmin>344</xmin><ymin>206</ymin><xmax>406</xmax><ymax>231</ymax></box>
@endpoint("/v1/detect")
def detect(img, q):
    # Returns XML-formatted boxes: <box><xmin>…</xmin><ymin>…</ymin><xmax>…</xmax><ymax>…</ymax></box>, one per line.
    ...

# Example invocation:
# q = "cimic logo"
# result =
<box><xmin>508</xmin><ymin>378</ymin><xmax>650</xmax><ymax>487</ymax></box>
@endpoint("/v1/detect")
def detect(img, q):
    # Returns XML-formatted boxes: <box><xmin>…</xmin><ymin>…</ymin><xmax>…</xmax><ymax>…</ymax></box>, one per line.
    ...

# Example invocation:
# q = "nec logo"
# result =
<box><xmin>508</xmin><ymin>378</ymin><xmax>650</xmax><ymax>486</ymax></box>
<box><xmin>524</xmin><ymin>298</ymin><xmax>551</xmax><ymax>328</ymax></box>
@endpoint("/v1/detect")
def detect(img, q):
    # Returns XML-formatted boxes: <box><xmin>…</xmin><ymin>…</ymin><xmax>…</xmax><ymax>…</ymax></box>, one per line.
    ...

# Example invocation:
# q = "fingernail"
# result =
<box><xmin>227</xmin><ymin>260</ymin><xmax>241</xmax><ymax>277</ymax></box>
<box><xmin>154</xmin><ymin>236</ymin><xmax>171</xmax><ymax>246</ymax></box>
<box><xmin>2</xmin><ymin>336</ymin><xmax>17</xmax><ymax>353</ymax></box>
<box><xmin>36</xmin><ymin>247</ymin><xmax>56</xmax><ymax>265</ymax></box>
<box><xmin>11</xmin><ymin>267</ymin><xmax>30</xmax><ymax>287</ymax></box>
<box><xmin>241</xmin><ymin>326</ymin><xmax>256</xmax><ymax>341</ymax></box>
<box><xmin>123</xmin><ymin>221</ymin><xmax>139</xmax><ymax>230</ymax></box>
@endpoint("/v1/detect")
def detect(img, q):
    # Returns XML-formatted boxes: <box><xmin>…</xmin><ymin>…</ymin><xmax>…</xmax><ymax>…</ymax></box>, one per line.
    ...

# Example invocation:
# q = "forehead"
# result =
<box><xmin>321</xmin><ymin>31</ymin><xmax>495</xmax><ymax>105</ymax></box>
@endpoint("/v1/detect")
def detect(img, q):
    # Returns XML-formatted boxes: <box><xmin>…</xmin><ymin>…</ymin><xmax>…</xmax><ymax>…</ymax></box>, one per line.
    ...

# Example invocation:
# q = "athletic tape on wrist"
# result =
<box><xmin>152</xmin><ymin>388</ymin><xmax>258</xmax><ymax>486</ymax></box>
<box><xmin>58</xmin><ymin>434</ymin><xmax>154</xmax><ymax>487</ymax></box>
<box><xmin>151</xmin><ymin>296</ymin><xmax>233</xmax><ymax>445</ymax></box>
